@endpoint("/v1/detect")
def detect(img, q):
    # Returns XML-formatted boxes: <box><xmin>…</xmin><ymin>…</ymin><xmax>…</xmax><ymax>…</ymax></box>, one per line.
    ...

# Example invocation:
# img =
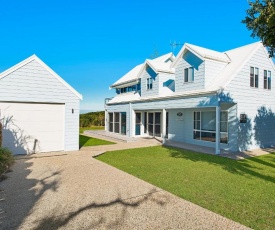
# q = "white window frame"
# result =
<box><xmin>193</xmin><ymin>111</ymin><xmax>228</xmax><ymax>144</ymax></box>
<box><xmin>250</xmin><ymin>66</ymin><xmax>258</xmax><ymax>88</ymax></box>
<box><xmin>184</xmin><ymin>67</ymin><xmax>194</xmax><ymax>83</ymax></box>
<box><xmin>147</xmin><ymin>77</ymin><xmax>153</xmax><ymax>90</ymax></box>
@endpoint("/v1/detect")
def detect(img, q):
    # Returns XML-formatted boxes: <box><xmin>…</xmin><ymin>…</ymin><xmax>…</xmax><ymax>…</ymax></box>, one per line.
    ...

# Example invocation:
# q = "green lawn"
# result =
<box><xmin>97</xmin><ymin>146</ymin><xmax>275</xmax><ymax>230</ymax></box>
<box><xmin>79</xmin><ymin>134</ymin><xmax>114</xmax><ymax>148</ymax></box>
<box><xmin>80</xmin><ymin>126</ymin><xmax>104</xmax><ymax>134</ymax></box>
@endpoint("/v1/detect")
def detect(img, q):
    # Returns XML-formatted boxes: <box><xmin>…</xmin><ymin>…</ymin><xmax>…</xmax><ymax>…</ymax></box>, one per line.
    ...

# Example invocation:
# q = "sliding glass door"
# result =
<box><xmin>147</xmin><ymin>112</ymin><xmax>161</xmax><ymax>137</ymax></box>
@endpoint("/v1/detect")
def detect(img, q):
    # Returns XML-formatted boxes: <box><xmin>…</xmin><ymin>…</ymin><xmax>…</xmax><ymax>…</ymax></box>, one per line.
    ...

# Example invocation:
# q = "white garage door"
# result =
<box><xmin>0</xmin><ymin>102</ymin><xmax>64</xmax><ymax>155</ymax></box>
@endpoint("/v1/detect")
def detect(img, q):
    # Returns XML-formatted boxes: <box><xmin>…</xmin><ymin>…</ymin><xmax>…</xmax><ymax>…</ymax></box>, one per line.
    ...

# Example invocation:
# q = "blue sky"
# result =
<box><xmin>0</xmin><ymin>0</ymin><xmax>257</xmax><ymax>111</ymax></box>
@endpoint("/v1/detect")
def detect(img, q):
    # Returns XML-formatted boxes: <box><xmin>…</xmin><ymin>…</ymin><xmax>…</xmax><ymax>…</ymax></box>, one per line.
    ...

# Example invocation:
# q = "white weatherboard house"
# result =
<box><xmin>105</xmin><ymin>41</ymin><xmax>275</xmax><ymax>154</ymax></box>
<box><xmin>0</xmin><ymin>55</ymin><xmax>82</xmax><ymax>155</ymax></box>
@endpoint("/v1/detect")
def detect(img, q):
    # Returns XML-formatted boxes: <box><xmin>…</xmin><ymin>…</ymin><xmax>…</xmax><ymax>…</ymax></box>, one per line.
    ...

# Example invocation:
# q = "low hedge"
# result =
<box><xmin>0</xmin><ymin>147</ymin><xmax>14</xmax><ymax>177</ymax></box>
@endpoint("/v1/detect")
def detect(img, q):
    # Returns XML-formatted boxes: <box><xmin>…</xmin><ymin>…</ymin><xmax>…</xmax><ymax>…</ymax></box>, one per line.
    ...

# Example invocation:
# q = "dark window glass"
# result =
<box><xmin>155</xmin><ymin>113</ymin><xmax>161</xmax><ymax>124</ymax></box>
<box><xmin>144</xmin><ymin>112</ymin><xmax>147</xmax><ymax>133</ymax></box>
<box><xmin>184</xmin><ymin>68</ymin><xmax>188</xmax><ymax>82</ymax></box>
<box><xmin>264</xmin><ymin>70</ymin><xmax>267</xmax><ymax>89</ymax></box>
<box><xmin>250</xmin><ymin>67</ymin><xmax>254</xmax><ymax>87</ymax></box>
<box><xmin>201</xmin><ymin>131</ymin><xmax>216</xmax><ymax>142</ymax></box>
<box><xmin>268</xmin><ymin>71</ymin><xmax>271</xmax><ymax>90</ymax></box>
<box><xmin>255</xmin><ymin>68</ymin><xmax>259</xmax><ymax>88</ymax></box>
<box><xmin>121</xmin><ymin>112</ymin><xmax>126</xmax><ymax>135</ymax></box>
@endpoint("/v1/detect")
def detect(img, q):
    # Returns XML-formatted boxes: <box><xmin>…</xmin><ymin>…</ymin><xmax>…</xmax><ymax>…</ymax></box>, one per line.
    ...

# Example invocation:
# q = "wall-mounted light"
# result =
<box><xmin>72</xmin><ymin>109</ymin><xmax>74</xmax><ymax>114</ymax></box>
<box><xmin>240</xmin><ymin>114</ymin><xmax>247</xmax><ymax>123</ymax></box>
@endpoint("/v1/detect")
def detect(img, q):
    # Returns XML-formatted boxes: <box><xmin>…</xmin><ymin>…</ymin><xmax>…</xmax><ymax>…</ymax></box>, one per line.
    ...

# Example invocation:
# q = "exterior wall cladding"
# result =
<box><xmin>0</xmin><ymin>60</ymin><xmax>80</xmax><ymax>151</ymax></box>
<box><xmin>106</xmin><ymin>43</ymin><xmax>275</xmax><ymax>152</ymax></box>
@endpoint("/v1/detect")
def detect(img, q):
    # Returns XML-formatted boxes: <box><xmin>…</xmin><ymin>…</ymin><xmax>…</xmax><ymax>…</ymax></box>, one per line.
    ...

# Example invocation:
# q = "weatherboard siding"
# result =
<box><xmin>204</xmin><ymin>60</ymin><xmax>227</xmax><ymax>88</ymax></box>
<box><xmin>167</xmin><ymin>106</ymin><xmax>237</xmax><ymax>151</ymax></box>
<box><xmin>0</xmin><ymin>60</ymin><xmax>80</xmax><ymax>151</ymax></box>
<box><xmin>175</xmin><ymin>51</ymin><xmax>205</xmax><ymax>92</ymax></box>
<box><xmin>226</xmin><ymin>46</ymin><xmax>275</xmax><ymax>150</ymax></box>
<box><xmin>158</xmin><ymin>73</ymin><xmax>175</xmax><ymax>92</ymax></box>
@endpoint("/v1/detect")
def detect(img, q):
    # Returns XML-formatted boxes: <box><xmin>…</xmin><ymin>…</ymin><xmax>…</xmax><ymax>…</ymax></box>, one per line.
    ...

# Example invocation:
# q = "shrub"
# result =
<box><xmin>0</xmin><ymin>147</ymin><xmax>14</xmax><ymax>176</ymax></box>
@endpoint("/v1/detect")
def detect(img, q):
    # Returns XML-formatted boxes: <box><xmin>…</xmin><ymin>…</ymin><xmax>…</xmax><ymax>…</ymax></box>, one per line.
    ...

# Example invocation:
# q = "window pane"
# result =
<box><xmin>189</xmin><ymin>67</ymin><xmax>194</xmax><ymax>82</ymax></box>
<box><xmin>255</xmin><ymin>68</ymin><xmax>258</xmax><ymax>88</ymax></box>
<box><xmin>136</xmin><ymin>113</ymin><xmax>141</xmax><ymax>124</ymax></box>
<box><xmin>155</xmin><ymin>125</ymin><xmax>161</xmax><ymax>137</ymax></box>
<box><xmin>268</xmin><ymin>71</ymin><xmax>271</xmax><ymax>90</ymax></box>
<box><xmin>114</xmin><ymin>123</ymin><xmax>120</xmax><ymax>133</ymax></box>
<box><xmin>155</xmin><ymin>113</ymin><xmax>161</xmax><ymax>124</ymax></box>
<box><xmin>121</xmin><ymin>112</ymin><xmax>126</xmax><ymax>135</ymax></box>
<box><xmin>264</xmin><ymin>78</ymin><xmax>267</xmax><ymax>89</ymax></box>
<box><xmin>148</xmin><ymin>113</ymin><xmax>154</xmax><ymax>124</ymax></box>
<box><xmin>144</xmin><ymin>112</ymin><xmax>147</xmax><ymax>133</ymax></box>
<box><xmin>250</xmin><ymin>76</ymin><xmax>254</xmax><ymax>87</ymax></box>
<box><xmin>250</xmin><ymin>67</ymin><xmax>254</xmax><ymax>87</ymax></box>
<box><xmin>197</xmin><ymin>112</ymin><xmax>200</xmax><ymax>120</ymax></box>
<box><xmin>194</xmin><ymin>121</ymin><xmax>200</xmax><ymax>130</ymax></box>
<box><xmin>148</xmin><ymin>124</ymin><xmax>154</xmax><ymax>136</ymax></box>
<box><xmin>109</xmin><ymin>113</ymin><xmax>113</xmax><ymax>121</ymax></box>
<box><xmin>201</xmin><ymin>131</ymin><xmax>216</xmax><ymax>142</ymax></box>
<box><xmin>193</xmin><ymin>131</ymin><xmax>200</xmax><ymax>140</ymax></box>
<box><xmin>220</xmin><ymin>133</ymin><xmax>228</xmax><ymax>144</ymax></box>
<box><xmin>184</xmin><ymin>68</ymin><xmax>188</xmax><ymax>82</ymax></box>
<box><xmin>250</xmin><ymin>67</ymin><xmax>254</xmax><ymax>75</ymax></box>
<box><xmin>114</xmin><ymin>112</ymin><xmax>120</xmax><ymax>122</ymax></box>
<box><xmin>201</xmin><ymin>111</ymin><xmax>216</xmax><ymax>131</ymax></box>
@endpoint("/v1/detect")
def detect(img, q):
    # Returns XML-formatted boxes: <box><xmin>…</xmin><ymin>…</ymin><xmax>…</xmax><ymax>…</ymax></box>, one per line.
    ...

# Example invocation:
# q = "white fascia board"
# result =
<box><xmin>110</xmin><ymin>79</ymin><xmax>139</xmax><ymax>88</ymax></box>
<box><xmin>107</xmin><ymin>89</ymin><xmax>219</xmax><ymax>105</ymax></box>
<box><xmin>171</xmin><ymin>44</ymin><xmax>205</xmax><ymax>68</ymax></box>
<box><xmin>0</xmin><ymin>55</ymin><xmax>83</xmax><ymax>100</ymax></box>
<box><xmin>261</xmin><ymin>44</ymin><xmax>275</xmax><ymax>71</ymax></box>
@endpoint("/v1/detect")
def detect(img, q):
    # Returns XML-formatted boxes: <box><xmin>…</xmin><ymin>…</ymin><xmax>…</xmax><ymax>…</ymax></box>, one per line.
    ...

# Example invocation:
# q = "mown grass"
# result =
<box><xmin>79</xmin><ymin>135</ymin><xmax>114</xmax><ymax>148</ymax></box>
<box><xmin>0</xmin><ymin>147</ymin><xmax>14</xmax><ymax>177</ymax></box>
<box><xmin>79</xmin><ymin>126</ymin><xmax>104</xmax><ymax>134</ymax></box>
<box><xmin>97</xmin><ymin>146</ymin><xmax>275</xmax><ymax>230</ymax></box>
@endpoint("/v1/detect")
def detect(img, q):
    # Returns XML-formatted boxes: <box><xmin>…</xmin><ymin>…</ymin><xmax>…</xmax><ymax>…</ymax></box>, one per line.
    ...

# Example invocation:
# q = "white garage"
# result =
<box><xmin>0</xmin><ymin>55</ymin><xmax>82</xmax><ymax>155</ymax></box>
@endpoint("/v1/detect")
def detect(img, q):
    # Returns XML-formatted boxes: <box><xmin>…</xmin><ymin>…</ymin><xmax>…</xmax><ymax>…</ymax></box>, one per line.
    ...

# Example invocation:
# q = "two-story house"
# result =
<box><xmin>105</xmin><ymin>41</ymin><xmax>275</xmax><ymax>154</ymax></box>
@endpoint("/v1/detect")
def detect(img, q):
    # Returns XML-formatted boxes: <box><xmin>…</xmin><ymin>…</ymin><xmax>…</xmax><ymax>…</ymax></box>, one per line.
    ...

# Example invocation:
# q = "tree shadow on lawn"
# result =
<box><xmin>33</xmin><ymin>188</ymin><xmax>166</xmax><ymax>229</ymax></box>
<box><xmin>167</xmin><ymin>146</ymin><xmax>275</xmax><ymax>184</ymax></box>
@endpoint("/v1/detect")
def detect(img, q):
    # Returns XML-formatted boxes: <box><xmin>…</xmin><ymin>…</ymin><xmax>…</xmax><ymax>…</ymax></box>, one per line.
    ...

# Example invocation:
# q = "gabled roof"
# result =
<box><xmin>110</xmin><ymin>63</ymin><xmax>143</xmax><ymax>88</ymax></box>
<box><xmin>0</xmin><ymin>55</ymin><xmax>83</xmax><ymax>100</ymax></box>
<box><xmin>144</xmin><ymin>52</ymin><xmax>175</xmax><ymax>74</ymax></box>
<box><xmin>172</xmin><ymin>43</ymin><xmax>231</xmax><ymax>67</ymax></box>
<box><xmin>210</xmin><ymin>41</ymin><xmax>265</xmax><ymax>89</ymax></box>
<box><xmin>110</xmin><ymin>53</ymin><xmax>175</xmax><ymax>88</ymax></box>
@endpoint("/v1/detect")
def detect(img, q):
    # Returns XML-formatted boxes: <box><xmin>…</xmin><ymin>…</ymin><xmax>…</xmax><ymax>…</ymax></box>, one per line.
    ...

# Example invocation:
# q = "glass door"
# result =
<box><xmin>121</xmin><ymin>112</ymin><xmax>126</xmax><ymax>135</ymax></box>
<box><xmin>154</xmin><ymin>112</ymin><xmax>161</xmax><ymax>137</ymax></box>
<box><xmin>109</xmin><ymin>113</ymin><xmax>113</xmax><ymax>132</ymax></box>
<box><xmin>135</xmin><ymin>112</ymin><xmax>141</xmax><ymax>135</ymax></box>
<box><xmin>148</xmin><ymin>113</ymin><xmax>154</xmax><ymax>136</ymax></box>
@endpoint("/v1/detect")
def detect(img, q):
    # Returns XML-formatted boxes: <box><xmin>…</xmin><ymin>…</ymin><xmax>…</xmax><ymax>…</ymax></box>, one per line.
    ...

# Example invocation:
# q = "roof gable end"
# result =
<box><xmin>0</xmin><ymin>55</ymin><xmax>83</xmax><ymax>100</ymax></box>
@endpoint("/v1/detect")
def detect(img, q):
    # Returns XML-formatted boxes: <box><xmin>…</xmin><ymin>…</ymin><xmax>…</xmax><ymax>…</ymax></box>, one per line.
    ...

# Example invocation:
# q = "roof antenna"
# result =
<box><xmin>170</xmin><ymin>40</ymin><xmax>184</xmax><ymax>55</ymax></box>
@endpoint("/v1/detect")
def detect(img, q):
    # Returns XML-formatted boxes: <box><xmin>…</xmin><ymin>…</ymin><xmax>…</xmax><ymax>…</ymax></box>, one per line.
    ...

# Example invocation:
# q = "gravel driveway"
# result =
<box><xmin>0</xmin><ymin>150</ymin><xmax>250</xmax><ymax>230</ymax></box>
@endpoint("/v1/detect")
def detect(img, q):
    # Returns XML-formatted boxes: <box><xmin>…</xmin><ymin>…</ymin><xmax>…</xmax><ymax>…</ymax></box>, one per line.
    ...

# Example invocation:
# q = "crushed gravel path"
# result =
<box><xmin>0</xmin><ymin>149</ymin><xmax>250</xmax><ymax>229</ymax></box>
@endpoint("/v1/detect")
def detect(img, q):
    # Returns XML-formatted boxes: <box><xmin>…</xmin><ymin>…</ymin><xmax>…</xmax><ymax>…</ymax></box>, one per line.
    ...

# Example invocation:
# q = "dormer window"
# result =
<box><xmin>147</xmin><ymin>77</ymin><xmax>153</xmax><ymax>90</ymax></box>
<box><xmin>250</xmin><ymin>67</ymin><xmax>258</xmax><ymax>88</ymax></box>
<box><xmin>184</xmin><ymin>67</ymin><xmax>194</xmax><ymax>83</ymax></box>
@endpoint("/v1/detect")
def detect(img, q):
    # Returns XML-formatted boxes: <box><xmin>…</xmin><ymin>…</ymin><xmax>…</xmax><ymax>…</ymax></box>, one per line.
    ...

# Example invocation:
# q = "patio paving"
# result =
<box><xmin>0</xmin><ymin>150</ymin><xmax>250</xmax><ymax>230</ymax></box>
